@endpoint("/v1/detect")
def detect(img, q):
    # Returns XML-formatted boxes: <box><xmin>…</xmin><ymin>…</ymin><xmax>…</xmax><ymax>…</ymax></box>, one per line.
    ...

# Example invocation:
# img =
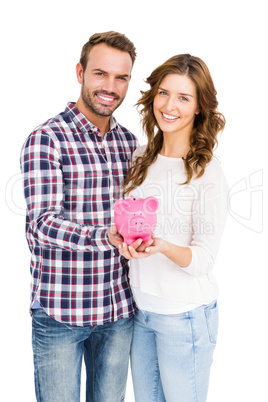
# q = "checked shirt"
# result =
<box><xmin>20</xmin><ymin>102</ymin><xmax>139</xmax><ymax>326</ymax></box>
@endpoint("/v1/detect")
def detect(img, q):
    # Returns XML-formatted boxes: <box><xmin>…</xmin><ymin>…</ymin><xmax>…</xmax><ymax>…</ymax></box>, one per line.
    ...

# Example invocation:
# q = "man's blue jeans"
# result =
<box><xmin>32</xmin><ymin>309</ymin><xmax>133</xmax><ymax>401</ymax></box>
<box><xmin>131</xmin><ymin>301</ymin><xmax>218</xmax><ymax>402</ymax></box>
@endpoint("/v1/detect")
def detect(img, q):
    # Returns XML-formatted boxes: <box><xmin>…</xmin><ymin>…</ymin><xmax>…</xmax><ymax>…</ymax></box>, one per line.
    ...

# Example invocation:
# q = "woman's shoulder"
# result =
<box><xmin>192</xmin><ymin>155</ymin><xmax>227</xmax><ymax>185</ymax></box>
<box><xmin>132</xmin><ymin>144</ymin><xmax>147</xmax><ymax>159</ymax></box>
<box><xmin>197</xmin><ymin>155</ymin><xmax>228</xmax><ymax>195</ymax></box>
<box><xmin>204</xmin><ymin>156</ymin><xmax>225</xmax><ymax>177</ymax></box>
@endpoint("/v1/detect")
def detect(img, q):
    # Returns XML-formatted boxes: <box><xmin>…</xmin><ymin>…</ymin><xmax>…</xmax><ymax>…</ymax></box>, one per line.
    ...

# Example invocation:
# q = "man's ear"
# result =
<box><xmin>76</xmin><ymin>63</ymin><xmax>83</xmax><ymax>85</ymax></box>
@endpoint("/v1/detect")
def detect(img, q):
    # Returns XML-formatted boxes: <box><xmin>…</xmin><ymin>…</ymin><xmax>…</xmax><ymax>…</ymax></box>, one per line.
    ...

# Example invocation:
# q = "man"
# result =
<box><xmin>20</xmin><ymin>31</ymin><xmax>139</xmax><ymax>402</ymax></box>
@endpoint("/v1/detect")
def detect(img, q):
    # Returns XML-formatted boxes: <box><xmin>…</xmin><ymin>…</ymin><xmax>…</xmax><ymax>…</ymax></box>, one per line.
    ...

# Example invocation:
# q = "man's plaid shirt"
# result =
<box><xmin>20</xmin><ymin>102</ymin><xmax>139</xmax><ymax>326</ymax></box>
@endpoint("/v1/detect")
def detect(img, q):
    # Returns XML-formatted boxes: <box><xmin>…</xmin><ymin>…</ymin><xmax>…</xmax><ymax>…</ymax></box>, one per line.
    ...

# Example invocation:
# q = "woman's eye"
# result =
<box><xmin>159</xmin><ymin>91</ymin><xmax>167</xmax><ymax>96</ymax></box>
<box><xmin>180</xmin><ymin>96</ymin><xmax>188</xmax><ymax>101</ymax></box>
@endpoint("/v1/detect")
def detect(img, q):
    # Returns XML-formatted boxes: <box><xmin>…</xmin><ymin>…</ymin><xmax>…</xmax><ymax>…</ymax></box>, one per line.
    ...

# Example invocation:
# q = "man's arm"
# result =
<box><xmin>20</xmin><ymin>130</ymin><xmax>114</xmax><ymax>253</ymax></box>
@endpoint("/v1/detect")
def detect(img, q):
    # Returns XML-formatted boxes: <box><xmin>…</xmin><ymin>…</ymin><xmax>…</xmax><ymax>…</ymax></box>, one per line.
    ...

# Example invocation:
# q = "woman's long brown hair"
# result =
<box><xmin>124</xmin><ymin>54</ymin><xmax>225</xmax><ymax>195</ymax></box>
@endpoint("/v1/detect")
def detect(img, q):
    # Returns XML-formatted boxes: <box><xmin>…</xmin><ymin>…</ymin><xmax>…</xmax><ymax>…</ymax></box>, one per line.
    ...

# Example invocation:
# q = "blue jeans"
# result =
<box><xmin>32</xmin><ymin>309</ymin><xmax>133</xmax><ymax>401</ymax></box>
<box><xmin>131</xmin><ymin>301</ymin><xmax>218</xmax><ymax>402</ymax></box>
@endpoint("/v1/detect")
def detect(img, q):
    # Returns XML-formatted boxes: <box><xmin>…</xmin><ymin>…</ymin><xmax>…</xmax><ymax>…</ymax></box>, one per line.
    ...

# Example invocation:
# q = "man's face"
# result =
<box><xmin>78</xmin><ymin>43</ymin><xmax>132</xmax><ymax>117</ymax></box>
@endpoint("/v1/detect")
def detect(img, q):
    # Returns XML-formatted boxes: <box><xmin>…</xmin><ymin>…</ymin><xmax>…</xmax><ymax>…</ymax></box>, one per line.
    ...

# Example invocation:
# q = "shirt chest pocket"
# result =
<box><xmin>62</xmin><ymin>157</ymin><xmax>110</xmax><ymax>200</ymax></box>
<box><xmin>62</xmin><ymin>161</ymin><xmax>111</xmax><ymax>224</ymax></box>
<box><xmin>109</xmin><ymin>151</ymin><xmax>131</xmax><ymax>178</ymax></box>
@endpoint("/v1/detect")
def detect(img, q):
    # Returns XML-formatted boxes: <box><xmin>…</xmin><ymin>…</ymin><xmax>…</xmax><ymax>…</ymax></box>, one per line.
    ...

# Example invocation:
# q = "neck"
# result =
<box><xmin>75</xmin><ymin>98</ymin><xmax>110</xmax><ymax>137</ymax></box>
<box><xmin>160</xmin><ymin>133</ymin><xmax>190</xmax><ymax>158</ymax></box>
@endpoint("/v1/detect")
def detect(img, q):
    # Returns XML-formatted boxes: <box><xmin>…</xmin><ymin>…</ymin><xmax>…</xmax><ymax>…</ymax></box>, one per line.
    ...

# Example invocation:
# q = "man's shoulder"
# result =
<box><xmin>115</xmin><ymin>122</ymin><xmax>138</xmax><ymax>143</ymax></box>
<box><xmin>27</xmin><ymin>107</ymin><xmax>74</xmax><ymax>141</ymax></box>
<box><xmin>35</xmin><ymin>109</ymin><xmax>70</xmax><ymax>132</ymax></box>
<box><xmin>21</xmin><ymin>109</ymin><xmax>71</xmax><ymax>155</ymax></box>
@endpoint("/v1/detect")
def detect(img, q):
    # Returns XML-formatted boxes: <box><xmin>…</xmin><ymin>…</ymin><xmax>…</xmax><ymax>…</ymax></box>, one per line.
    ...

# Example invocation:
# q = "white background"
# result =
<box><xmin>1</xmin><ymin>0</ymin><xmax>267</xmax><ymax>400</ymax></box>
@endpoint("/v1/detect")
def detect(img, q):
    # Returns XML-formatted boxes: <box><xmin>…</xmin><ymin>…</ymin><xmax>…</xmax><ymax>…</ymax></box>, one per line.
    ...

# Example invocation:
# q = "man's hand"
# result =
<box><xmin>107</xmin><ymin>225</ymin><xmax>155</xmax><ymax>257</ymax></box>
<box><xmin>107</xmin><ymin>225</ymin><xmax>144</xmax><ymax>249</ymax></box>
<box><xmin>107</xmin><ymin>225</ymin><xmax>124</xmax><ymax>248</ymax></box>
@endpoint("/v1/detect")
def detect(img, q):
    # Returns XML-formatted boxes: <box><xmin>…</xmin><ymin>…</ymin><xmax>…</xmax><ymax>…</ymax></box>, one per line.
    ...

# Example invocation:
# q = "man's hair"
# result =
<box><xmin>79</xmin><ymin>31</ymin><xmax>137</xmax><ymax>71</ymax></box>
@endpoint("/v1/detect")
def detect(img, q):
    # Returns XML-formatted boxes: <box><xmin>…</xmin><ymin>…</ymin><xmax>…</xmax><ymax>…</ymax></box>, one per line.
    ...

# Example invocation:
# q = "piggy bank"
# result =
<box><xmin>113</xmin><ymin>195</ymin><xmax>159</xmax><ymax>245</ymax></box>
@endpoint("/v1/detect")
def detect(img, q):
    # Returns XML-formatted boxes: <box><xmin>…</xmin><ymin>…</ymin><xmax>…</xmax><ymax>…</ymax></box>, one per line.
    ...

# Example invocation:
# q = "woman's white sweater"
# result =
<box><xmin>129</xmin><ymin>146</ymin><xmax>228</xmax><ymax>313</ymax></box>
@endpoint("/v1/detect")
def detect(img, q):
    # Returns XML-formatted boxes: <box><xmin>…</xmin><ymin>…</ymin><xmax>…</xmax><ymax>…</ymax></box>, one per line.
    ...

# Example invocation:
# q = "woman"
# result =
<box><xmin>119</xmin><ymin>54</ymin><xmax>228</xmax><ymax>401</ymax></box>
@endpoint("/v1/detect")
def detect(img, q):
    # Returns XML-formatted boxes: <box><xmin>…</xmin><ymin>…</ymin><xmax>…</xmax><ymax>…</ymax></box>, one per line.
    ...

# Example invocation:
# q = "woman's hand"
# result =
<box><xmin>119</xmin><ymin>237</ymin><xmax>166</xmax><ymax>260</ymax></box>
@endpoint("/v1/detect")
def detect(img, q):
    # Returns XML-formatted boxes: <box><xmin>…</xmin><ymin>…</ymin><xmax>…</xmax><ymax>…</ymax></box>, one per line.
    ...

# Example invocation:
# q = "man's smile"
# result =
<box><xmin>95</xmin><ymin>91</ymin><xmax>119</xmax><ymax>105</ymax></box>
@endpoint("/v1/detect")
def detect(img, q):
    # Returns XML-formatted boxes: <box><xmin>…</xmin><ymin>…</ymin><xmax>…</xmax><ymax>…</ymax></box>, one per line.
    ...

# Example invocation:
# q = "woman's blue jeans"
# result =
<box><xmin>32</xmin><ymin>309</ymin><xmax>133</xmax><ymax>402</ymax></box>
<box><xmin>131</xmin><ymin>301</ymin><xmax>218</xmax><ymax>402</ymax></box>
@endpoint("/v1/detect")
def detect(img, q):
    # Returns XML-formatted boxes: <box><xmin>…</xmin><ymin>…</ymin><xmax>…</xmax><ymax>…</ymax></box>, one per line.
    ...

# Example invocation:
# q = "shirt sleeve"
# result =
<box><xmin>182</xmin><ymin>161</ymin><xmax>229</xmax><ymax>277</ymax></box>
<box><xmin>20</xmin><ymin>130</ymin><xmax>114</xmax><ymax>253</ymax></box>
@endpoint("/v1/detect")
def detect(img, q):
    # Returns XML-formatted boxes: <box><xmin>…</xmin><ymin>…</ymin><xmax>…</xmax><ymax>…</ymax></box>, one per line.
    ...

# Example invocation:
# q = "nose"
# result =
<box><xmin>165</xmin><ymin>96</ymin><xmax>177</xmax><ymax>112</ymax></box>
<box><xmin>101</xmin><ymin>76</ymin><xmax>117</xmax><ymax>95</ymax></box>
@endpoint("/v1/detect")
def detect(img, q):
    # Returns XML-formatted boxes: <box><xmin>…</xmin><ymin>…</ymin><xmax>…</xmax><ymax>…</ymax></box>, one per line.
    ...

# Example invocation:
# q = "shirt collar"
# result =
<box><xmin>66</xmin><ymin>102</ymin><xmax>118</xmax><ymax>135</ymax></box>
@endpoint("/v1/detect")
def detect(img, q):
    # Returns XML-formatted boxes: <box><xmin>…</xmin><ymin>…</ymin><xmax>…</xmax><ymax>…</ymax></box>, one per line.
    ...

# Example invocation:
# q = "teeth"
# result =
<box><xmin>162</xmin><ymin>113</ymin><xmax>179</xmax><ymax>120</ymax></box>
<box><xmin>99</xmin><ymin>95</ymin><xmax>114</xmax><ymax>101</ymax></box>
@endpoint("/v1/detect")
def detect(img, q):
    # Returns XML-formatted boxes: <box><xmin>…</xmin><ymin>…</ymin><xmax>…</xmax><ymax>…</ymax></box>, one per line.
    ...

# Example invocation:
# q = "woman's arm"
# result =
<box><xmin>119</xmin><ymin>160</ymin><xmax>229</xmax><ymax>276</ymax></box>
<box><xmin>159</xmin><ymin>240</ymin><xmax>192</xmax><ymax>267</ymax></box>
<box><xmin>119</xmin><ymin>237</ymin><xmax>192</xmax><ymax>267</ymax></box>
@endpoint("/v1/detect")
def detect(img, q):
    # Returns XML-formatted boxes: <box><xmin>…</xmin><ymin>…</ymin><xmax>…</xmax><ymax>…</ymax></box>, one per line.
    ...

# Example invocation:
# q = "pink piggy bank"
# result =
<box><xmin>113</xmin><ymin>195</ymin><xmax>159</xmax><ymax>245</ymax></box>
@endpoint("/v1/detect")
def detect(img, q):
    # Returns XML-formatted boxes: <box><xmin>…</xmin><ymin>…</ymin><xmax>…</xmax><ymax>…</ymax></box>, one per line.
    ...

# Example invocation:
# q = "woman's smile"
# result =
<box><xmin>161</xmin><ymin>112</ymin><xmax>180</xmax><ymax>122</ymax></box>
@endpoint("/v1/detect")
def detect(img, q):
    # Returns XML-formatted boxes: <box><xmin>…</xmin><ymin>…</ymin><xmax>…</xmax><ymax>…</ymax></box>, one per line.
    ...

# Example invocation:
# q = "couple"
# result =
<box><xmin>20</xmin><ymin>31</ymin><xmax>228</xmax><ymax>402</ymax></box>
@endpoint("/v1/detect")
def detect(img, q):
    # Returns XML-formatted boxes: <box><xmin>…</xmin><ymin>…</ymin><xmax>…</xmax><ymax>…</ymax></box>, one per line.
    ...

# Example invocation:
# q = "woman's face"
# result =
<box><xmin>153</xmin><ymin>73</ymin><xmax>199</xmax><ymax>139</ymax></box>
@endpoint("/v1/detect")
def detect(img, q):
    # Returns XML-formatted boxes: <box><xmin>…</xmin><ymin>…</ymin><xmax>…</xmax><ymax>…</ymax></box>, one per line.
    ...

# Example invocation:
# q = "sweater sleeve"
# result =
<box><xmin>182</xmin><ymin>160</ymin><xmax>228</xmax><ymax>276</ymax></box>
<box><xmin>20</xmin><ymin>130</ymin><xmax>114</xmax><ymax>253</ymax></box>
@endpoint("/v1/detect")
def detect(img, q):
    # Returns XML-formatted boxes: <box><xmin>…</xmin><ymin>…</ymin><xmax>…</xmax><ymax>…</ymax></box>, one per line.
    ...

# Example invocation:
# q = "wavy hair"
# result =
<box><xmin>124</xmin><ymin>54</ymin><xmax>225</xmax><ymax>194</ymax></box>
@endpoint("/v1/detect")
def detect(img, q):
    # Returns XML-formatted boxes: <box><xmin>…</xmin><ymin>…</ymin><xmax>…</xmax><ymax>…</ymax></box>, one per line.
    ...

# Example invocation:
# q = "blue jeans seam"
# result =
<box><xmin>156</xmin><ymin>368</ymin><xmax>162</xmax><ymax>402</ymax></box>
<box><xmin>89</xmin><ymin>334</ymin><xmax>96</xmax><ymax>402</ymax></box>
<box><xmin>204</xmin><ymin>301</ymin><xmax>218</xmax><ymax>344</ymax></box>
<box><xmin>189</xmin><ymin>315</ymin><xmax>198</xmax><ymax>402</ymax></box>
<box><xmin>32</xmin><ymin>318</ymin><xmax>42</xmax><ymax>402</ymax></box>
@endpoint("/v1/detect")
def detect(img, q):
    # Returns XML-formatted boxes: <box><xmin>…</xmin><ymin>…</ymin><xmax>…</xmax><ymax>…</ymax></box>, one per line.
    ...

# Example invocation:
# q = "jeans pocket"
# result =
<box><xmin>204</xmin><ymin>300</ymin><xmax>219</xmax><ymax>344</ymax></box>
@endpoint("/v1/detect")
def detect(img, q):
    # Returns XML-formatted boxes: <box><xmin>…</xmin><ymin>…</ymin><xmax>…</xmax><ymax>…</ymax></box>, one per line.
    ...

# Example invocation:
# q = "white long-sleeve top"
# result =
<box><xmin>129</xmin><ymin>146</ymin><xmax>228</xmax><ymax>312</ymax></box>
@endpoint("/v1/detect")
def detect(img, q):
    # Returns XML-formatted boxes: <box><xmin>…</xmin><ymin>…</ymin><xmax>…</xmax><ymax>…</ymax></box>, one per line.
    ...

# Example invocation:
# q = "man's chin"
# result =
<box><xmin>86</xmin><ymin>102</ymin><xmax>116</xmax><ymax>117</ymax></box>
<box><xmin>95</xmin><ymin>107</ymin><xmax>114</xmax><ymax>117</ymax></box>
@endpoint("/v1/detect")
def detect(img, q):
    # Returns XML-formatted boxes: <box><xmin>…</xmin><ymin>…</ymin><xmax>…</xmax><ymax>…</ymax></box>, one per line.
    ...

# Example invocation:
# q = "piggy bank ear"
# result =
<box><xmin>114</xmin><ymin>199</ymin><xmax>131</xmax><ymax>215</ymax></box>
<box><xmin>144</xmin><ymin>197</ymin><xmax>159</xmax><ymax>212</ymax></box>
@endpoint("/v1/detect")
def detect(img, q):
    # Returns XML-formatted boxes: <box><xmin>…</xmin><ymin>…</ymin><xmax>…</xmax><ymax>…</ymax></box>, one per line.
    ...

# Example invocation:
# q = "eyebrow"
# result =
<box><xmin>92</xmin><ymin>68</ymin><xmax>106</xmax><ymax>73</ymax></box>
<box><xmin>92</xmin><ymin>68</ymin><xmax>130</xmax><ymax>78</ymax></box>
<box><xmin>158</xmin><ymin>87</ymin><xmax>194</xmax><ymax>97</ymax></box>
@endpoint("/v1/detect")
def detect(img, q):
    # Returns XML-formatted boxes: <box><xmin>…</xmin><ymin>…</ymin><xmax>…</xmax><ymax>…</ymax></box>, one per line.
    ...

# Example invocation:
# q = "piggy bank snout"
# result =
<box><xmin>130</xmin><ymin>216</ymin><xmax>146</xmax><ymax>232</ymax></box>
